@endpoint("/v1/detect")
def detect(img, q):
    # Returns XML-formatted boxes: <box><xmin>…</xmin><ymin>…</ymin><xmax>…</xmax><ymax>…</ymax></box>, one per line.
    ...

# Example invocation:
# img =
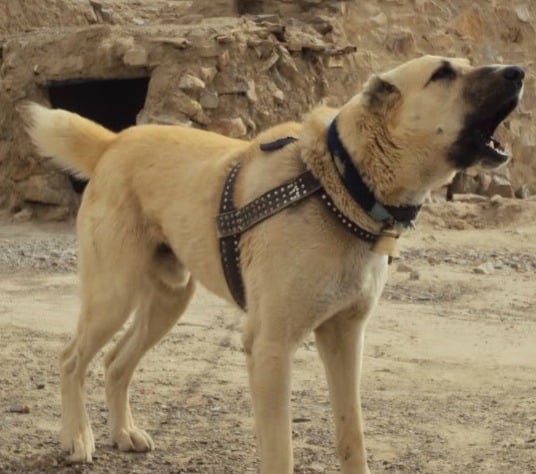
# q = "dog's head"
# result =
<box><xmin>338</xmin><ymin>55</ymin><xmax>524</xmax><ymax>204</ymax></box>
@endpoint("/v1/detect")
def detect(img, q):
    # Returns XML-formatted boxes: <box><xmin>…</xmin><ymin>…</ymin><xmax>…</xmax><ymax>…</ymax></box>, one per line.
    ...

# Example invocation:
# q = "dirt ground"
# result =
<box><xmin>0</xmin><ymin>198</ymin><xmax>535</xmax><ymax>474</ymax></box>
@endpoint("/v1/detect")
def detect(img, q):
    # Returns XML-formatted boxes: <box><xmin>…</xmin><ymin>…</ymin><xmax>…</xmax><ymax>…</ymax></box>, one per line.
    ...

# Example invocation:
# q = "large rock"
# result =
<box><xmin>385</xmin><ymin>29</ymin><xmax>415</xmax><ymax>55</ymax></box>
<box><xmin>446</xmin><ymin>172</ymin><xmax>478</xmax><ymax>200</ymax></box>
<box><xmin>168</xmin><ymin>92</ymin><xmax>203</xmax><ymax>119</ymax></box>
<box><xmin>2</xmin><ymin>0</ymin><xmax>536</xmax><ymax>223</ymax></box>
<box><xmin>200</xmin><ymin>91</ymin><xmax>220</xmax><ymax>109</ymax></box>
<box><xmin>0</xmin><ymin>0</ymin><xmax>94</xmax><ymax>34</ymax></box>
<box><xmin>122</xmin><ymin>47</ymin><xmax>149</xmax><ymax>67</ymax></box>
<box><xmin>179</xmin><ymin>73</ymin><xmax>206</xmax><ymax>91</ymax></box>
<box><xmin>210</xmin><ymin>118</ymin><xmax>247</xmax><ymax>138</ymax></box>
<box><xmin>486</xmin><ymin>175</ymin><xmax>515</xmax><ymax>198</ymax></box>
<box><xmin>514</xmin><ymin>4</ymin><xmax>531</xmax><ymax>23</ymax></box>
<box><xmin>450</xmin><ymin>7</ymin><xmax>484</xmax><ymax>42</ymax></box>
<box><xmin>17</xmin><ymin>173</ymin><xmax>74</xmax><ymax>206</ymax></box>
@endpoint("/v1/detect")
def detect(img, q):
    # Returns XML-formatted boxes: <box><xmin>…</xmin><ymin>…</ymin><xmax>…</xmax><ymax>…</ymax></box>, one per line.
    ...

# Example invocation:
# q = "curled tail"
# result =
<box><xmin>24</xmin><ymin>102</ymin><xmax>116</xmax><ymax>178</ymax></box>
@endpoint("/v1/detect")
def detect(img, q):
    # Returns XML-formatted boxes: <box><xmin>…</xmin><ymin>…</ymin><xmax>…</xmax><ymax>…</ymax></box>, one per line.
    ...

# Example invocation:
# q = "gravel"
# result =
<box><xmin>0</xmin><ymin>236</ymin><xmax>77</xmax><ymax>274</ymax></box>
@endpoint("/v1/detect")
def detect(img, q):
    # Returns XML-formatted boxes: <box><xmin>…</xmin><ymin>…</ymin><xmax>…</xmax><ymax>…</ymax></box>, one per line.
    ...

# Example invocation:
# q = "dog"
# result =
<box><xmin>25</xmin><ymin>55</ymin><xmax>523</xmax><ymax>473</ymax></box>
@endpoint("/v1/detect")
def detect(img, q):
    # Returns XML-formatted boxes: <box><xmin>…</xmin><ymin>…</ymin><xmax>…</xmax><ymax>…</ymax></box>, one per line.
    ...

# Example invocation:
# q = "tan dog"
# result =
<box><xmin>25</xmin><ymin>55</ymin><xmax>523</xmax><ymax>473</ymax></box>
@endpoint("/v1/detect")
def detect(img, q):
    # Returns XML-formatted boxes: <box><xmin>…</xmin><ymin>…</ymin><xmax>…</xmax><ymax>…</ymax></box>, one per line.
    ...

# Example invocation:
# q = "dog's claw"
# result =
<box><xmin>113</xmin><ymin>427</ymin><xmax>155</xmax><ymax>452</ymax></box>
<box><xmin>66</xmin><ymin>450</ymin><xmax>93</xmax><ymax>464</ymax></box>
<box><xmin>61</xmin><ymin>426</ymin><xmax>95</xmax><ymax>463</ymax></box>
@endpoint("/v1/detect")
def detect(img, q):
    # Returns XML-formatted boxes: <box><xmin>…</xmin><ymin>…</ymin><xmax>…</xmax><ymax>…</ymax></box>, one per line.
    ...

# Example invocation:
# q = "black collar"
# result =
<box><xmin>327</xmin><ymin>119</ymin><xmax>420</xmax><ymax>226</ymax></box>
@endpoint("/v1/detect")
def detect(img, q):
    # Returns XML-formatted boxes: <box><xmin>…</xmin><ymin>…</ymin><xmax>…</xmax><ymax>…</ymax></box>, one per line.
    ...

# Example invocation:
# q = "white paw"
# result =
<box><xmin>113</xmin><ymin>427</ymin><xmax>155</xmax><ymax>452</ymax></box>
<box><xmin>60</xmin><ymin>424</ymin><xmax>95</xmax><ymax>463</ymax></box>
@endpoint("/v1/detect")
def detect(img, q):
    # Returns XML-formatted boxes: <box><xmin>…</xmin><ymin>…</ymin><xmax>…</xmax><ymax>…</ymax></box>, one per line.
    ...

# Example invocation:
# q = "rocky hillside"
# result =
<box><xmin>340</xmin><ymin>0</ymin><xmax>535</xmax><ymax>193</ymax></box>
<box><xmin>0</xmin><ymin>0</ymin><xmax>534</xmax><ymax>220</ymax></box>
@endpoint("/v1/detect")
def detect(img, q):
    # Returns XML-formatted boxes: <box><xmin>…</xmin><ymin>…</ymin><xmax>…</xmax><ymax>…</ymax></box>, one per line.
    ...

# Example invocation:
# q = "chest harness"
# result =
<box><xmin>216</xmin><ymin>120</ymin><xmax>420</xmax><ymax>310</ymax></box>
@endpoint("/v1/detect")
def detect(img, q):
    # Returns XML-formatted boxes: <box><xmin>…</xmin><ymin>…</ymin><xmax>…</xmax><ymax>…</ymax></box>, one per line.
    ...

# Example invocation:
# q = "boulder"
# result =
<box><xmin>450</xmin><ymin>7</ymin><xmax>484</xmax><ymax>42</ymax></box>
<box><xmin>122</xmin><ymin>47</ymin><xmax>149</xmax><ymax>67</ymax></box>
<box><xmin>446</xmin><ymin>172</ymin><xmax>478</xmax><ymax>200</ymax></box>
<box><xmin>200</xmin><ymin>91</ymin><xmax>220</xmax><ymax>109</ymax></box>
<box><xmin>179</xmin><ymin>73</ymin><xmax>206</xmax><ymax>91</ymax></box>
<box><xmin>210</xmin><ymin>118</ymin><xmax>247</xmax><ymax>138</ymax></box>
<box><xmin>486</xmin><ymin>175</ymin><xmax>514</xmax><ymax>198</ymax></box>
<box><xmin>17</xmin><ymin>174</ymin><xmax>73</xmax><ymax>206</ymax></box>
<box><xmin>169</xmin><ymin>92</ymin><xmax>203</xmax><ymax>118</ymax></box>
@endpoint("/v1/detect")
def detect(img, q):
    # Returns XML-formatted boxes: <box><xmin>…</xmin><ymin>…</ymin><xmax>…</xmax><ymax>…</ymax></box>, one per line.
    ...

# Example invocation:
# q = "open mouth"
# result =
<box><xmin>450</xmin><ymin>65</ymin><xmax>524</xmax><ymax>170</ymax></box>
<box><xmin>477</xmin><ymin>132</ymin><xmax>508</xmax><ymax>163</ymax></box>
<box><xmin>472</xmin><ymin>97</ymin><xmax>518</xmax><ymax>166</ymax></box>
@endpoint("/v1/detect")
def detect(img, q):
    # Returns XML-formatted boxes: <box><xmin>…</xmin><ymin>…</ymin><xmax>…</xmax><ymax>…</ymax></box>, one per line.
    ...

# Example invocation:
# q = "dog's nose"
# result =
<box><xmin>502</xmin><ymin>66</ymin><xmax>525</xmax><ymax>82</ymax></box>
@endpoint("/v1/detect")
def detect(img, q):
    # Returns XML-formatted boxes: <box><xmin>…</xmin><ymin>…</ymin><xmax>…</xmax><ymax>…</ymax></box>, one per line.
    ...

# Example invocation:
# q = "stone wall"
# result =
<box><xmin>1</xmin><ymin>0</ymin><xmax>535</xmax><ymax>220</ymax></box>
<box><xmin>0</xmin><ymin>9</ymin><xmax>358</xmax><ymax>219</ymax></box>
<box><xmin>339</xmin><ymin>0</ymin><xmax>536</xmax><ymax>197</ymax></box>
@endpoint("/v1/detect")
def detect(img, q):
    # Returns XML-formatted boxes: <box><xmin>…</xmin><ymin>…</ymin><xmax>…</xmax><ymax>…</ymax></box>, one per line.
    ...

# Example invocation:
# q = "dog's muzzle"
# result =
<box><xmin>451</xmin><ymin>65</ymin><xmax>524</xmax><ymax>169</ymax></box>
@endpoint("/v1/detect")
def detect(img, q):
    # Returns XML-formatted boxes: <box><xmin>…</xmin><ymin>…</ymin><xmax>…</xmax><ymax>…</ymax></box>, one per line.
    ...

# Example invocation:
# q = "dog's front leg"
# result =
<box><xmin>315</xmin><ymin>310</ymin><xmax>370</xmax><ymax>474</ymax></box>
<box><xmin>243</xmin><ymin>318</ymin><xmax>294</xmax><ymax>474</ymax></box>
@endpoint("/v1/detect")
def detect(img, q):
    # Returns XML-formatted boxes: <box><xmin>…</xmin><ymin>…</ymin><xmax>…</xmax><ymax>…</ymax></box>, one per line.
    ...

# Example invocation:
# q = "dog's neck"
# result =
<box><xmin>299</xmin><ymin>106</ymin><xmax>423</xmax><ymax>234</ymax></box>
<box><xmin>335</xmin><ymin>103</ymin><xmax>457</xmax><ymax>208</ymax></box>
<box><xmin>327</xmin><ymin>120</ymin><xmax>421</xmax><ymax>226</ymax></box>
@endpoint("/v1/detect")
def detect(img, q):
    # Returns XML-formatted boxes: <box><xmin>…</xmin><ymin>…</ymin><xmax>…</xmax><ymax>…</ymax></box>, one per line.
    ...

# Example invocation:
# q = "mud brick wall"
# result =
<box><xmin>0</xmin><ymin>14</ymin><xmax>357</xmax><ymax>219</ymax></box>
<box><xmin>1</xmin><ymin>0</ymin><xmax>535</xmax><ymax>220</ymax></box>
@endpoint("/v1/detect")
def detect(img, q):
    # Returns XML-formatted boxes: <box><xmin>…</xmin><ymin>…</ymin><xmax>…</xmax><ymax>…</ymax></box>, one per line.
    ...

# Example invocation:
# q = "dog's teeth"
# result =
<box><xmin>486</xmin><ymin>137</ymin><xmax>505</xmax><ymax>153</ymax></box>
<box><xmin>487</xmin><ymin>137</ymin><xmax>507</xmax><ymax>154</ymax></box>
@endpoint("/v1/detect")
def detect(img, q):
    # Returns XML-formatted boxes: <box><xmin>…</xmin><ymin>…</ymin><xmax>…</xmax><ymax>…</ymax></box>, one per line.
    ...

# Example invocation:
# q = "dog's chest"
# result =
<box><xmin>321</xmin><ymin>246</ymin><xmax>389</xmax><ymax>320</ymax></box>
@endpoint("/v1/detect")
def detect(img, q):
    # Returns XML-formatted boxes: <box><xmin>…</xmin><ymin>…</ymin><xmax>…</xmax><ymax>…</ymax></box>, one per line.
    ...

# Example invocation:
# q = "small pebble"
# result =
<box><xmin>8</xmin><ymin>404</ymin><xmax>30</xmax><ymax>414</ymax></box>
<box><xmin>473</xmin><ymin>262</ymin><xmax>495</xmax><ymax>274</ymax></box>
<box><xmin>409</xmin><ymin>270</ymin><xmax>420</xmax><ymax>280</ymax></box>
<box><xmin>396</xmin><ymin>263</ymin><xmax>414</xmax><ymax>273</ymax></box>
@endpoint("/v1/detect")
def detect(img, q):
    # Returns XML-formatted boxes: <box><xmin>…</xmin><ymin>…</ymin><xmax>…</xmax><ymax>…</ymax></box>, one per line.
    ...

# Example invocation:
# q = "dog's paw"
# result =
<box><xmin>60</xmin><ymin>425</ymin><xmax>95</xmax><ymax>463</ymax></box>
<box><xmin>113</xmin><ymin>427</ymin><xmax>155</xmax><ymax>452</ymax></box>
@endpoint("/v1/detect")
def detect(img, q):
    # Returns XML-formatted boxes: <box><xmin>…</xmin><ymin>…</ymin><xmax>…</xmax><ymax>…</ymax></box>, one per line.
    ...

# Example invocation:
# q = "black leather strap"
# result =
<box><xmin>319</xmin><ymin>191</ymin><xmax>377</xmax><ymax>243</ymax></box>
<box><xmin>259</xmin><ymin>136</ymin><xmax>298</xmax><ymax>152</ymax></box>
<box><xmin>218</xmin><ymin>162</ymin><xmax>246</xmax><ymax>310</ymax></box>
<box><xmin>217</xmin><ymin>164</ymin><xmax>324</xmax><ymax>310</ymax></box>
<box><xmin>327</xmin><ymin>119</ymin><xmax>421</xmax><ymax>225</ymax></box>
<box><xmin>217</xmin><ymin>130</ymin><xmax>391</xmax><ymax>310</ymax></box>
<box><xmin>217</xmin><ymin>171</ymin><xmax>322</xmax><ymax>238</ymax></box>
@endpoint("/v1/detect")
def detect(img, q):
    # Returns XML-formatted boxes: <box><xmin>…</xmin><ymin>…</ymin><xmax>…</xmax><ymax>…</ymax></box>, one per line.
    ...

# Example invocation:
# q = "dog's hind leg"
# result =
<box><xmin>314</xmin><ymin>309</ymin><xmax>370</xmax><ymax>474</ymax></box>
<box><xmin>103</xmin><ymin>246</ymin><xmax>195</xmax><ymax>453</ymax></box>
<box><xmin>60</xmin><ymin>201</ymin><xmax>147</xmax><ymax>463</ymax></box>
<box><xmin>60</xmin><ymin>269</ymin><xmax>137</xmax><ymax>463</ymax></box>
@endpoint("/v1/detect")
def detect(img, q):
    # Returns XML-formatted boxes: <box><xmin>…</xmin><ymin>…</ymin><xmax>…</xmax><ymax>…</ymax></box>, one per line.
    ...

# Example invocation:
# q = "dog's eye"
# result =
<box><xmin>430</xmin><ymin>64</ymin><xmax>457</xmax><ymax>82</ymax></box>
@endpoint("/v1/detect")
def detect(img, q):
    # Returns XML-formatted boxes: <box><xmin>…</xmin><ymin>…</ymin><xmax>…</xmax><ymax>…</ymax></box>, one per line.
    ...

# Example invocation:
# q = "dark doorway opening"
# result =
<box><xmin>47</xmin><ymin>77</ymin><xmax>150</xmax><ymax>193</ymax></box>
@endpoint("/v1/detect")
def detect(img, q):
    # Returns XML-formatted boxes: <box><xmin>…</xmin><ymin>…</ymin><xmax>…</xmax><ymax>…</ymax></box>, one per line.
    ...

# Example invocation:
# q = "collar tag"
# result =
<box><xmin>369</xmin><ymin>202</ymin><xmax>394</xmax><ymax>222</ymax></box>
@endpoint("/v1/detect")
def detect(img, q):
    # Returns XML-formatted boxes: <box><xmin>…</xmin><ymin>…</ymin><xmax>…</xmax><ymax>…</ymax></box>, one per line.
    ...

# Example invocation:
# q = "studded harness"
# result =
<box><xmin>216</xmin><ymin>134</ymin><xmax>381</xmax><ymax>311</ymax></box>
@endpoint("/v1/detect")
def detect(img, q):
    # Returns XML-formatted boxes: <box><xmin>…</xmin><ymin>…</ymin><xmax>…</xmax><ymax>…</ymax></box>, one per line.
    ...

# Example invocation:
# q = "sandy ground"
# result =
<box><xmin>0</xmin><ymin>198</ymin><xmax>535</xmax><ymax>474</ymax></box>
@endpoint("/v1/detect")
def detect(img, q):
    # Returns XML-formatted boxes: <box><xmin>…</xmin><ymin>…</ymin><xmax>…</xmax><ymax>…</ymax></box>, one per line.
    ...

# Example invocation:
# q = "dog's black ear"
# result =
<box><xmin>362</xmin><ymin>75</ymin><xmax>401</xmax><ymax>113</ymax></box>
